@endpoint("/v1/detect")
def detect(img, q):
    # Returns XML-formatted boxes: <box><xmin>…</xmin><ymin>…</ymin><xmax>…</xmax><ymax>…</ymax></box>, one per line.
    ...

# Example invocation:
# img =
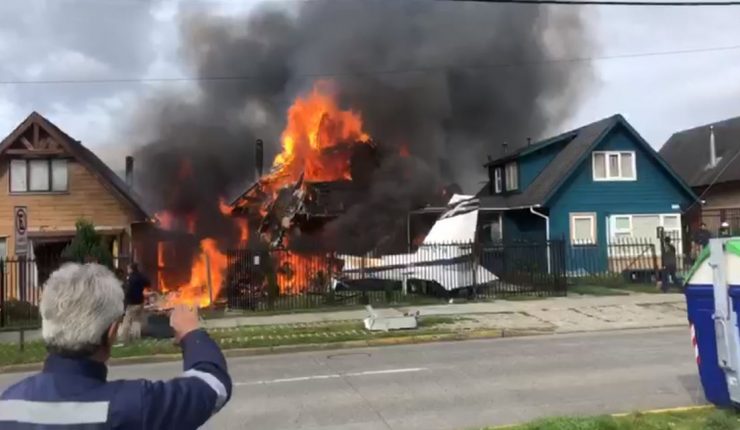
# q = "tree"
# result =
<box><xmin>61</xmin><ymin>219</ymin><xmax>113</xmax><ymax>267</ymax></box>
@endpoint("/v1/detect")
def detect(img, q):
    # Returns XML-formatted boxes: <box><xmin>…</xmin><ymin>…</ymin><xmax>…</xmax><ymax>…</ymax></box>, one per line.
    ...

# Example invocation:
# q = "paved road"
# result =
<box><xmin>0</xmin><ymin>328</ymin><xmax>704</xmax><ymax>430</ymax></box>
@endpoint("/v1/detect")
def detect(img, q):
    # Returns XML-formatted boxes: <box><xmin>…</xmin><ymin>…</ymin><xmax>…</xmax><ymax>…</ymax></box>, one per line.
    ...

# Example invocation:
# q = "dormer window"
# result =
<box><xmin>494</xmin><ymin>167</ymin><xmax>503</xmax><ymax>193</ymax></box>
<box><xmin>505</xmin><ymin>162</ymin><xmax>518</xmax><ymax>191</ymax></box>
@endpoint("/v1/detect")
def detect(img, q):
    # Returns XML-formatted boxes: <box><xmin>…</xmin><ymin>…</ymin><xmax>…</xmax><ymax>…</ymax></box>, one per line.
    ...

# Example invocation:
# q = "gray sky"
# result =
<box><xmin>1</xmin><ymin>0</ymin><xmax>739</xmax><ymax>171</ymax></box>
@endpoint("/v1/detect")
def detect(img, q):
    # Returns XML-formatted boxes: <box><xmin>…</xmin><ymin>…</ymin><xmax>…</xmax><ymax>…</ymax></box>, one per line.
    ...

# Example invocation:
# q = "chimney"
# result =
<box><xmin>502</xmin><ymin>142</ymin><xmax>508</xmax><ymax>154</ymax></box>
<box><xmin>125</xmin><ymin>156</ymin><xmax>134</xmax><ymax>188</ymax></box>
<box><xmin>709</xmin><ymin>125</ymin><xmax>718</xmax><ymax>168</ymax></box>
<box><xmin>527</xmin><ymin>137</ymin><xmax>532</xmax><ymax>146</ymax></box>
<box><xmin>255</xmin><ymin>139</ymin><xmax>264</xmax><ymax>179</ymax></box>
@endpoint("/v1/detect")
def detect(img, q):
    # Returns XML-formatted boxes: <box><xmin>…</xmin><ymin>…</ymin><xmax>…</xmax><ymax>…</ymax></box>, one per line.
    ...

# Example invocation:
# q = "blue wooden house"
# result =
<box><xmin>476</xmin><ymin>114</ymin><xmax>696</xmax><ymax>275</ymax></box>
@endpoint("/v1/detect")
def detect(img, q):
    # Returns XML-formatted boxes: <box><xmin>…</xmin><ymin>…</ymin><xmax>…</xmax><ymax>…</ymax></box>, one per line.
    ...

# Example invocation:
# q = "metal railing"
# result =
<box><xmin>566</xmin><ymin>232</ymin><xmax>687</xmax><ymax>285</ymax></box>
<box><xmin>225</xmin><ymin>241</ymin><xmax>568</xmax><ymax>312</ymax></box>
<box><xmin>0</xmin><ymin>256</ymin><xmax>131</xmax><ymax>328</ymax></box>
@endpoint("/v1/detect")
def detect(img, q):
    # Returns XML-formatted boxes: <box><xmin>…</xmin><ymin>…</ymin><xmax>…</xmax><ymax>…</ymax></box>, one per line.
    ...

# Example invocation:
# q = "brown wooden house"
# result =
<box><xmin>0</xmin><ymin>112</ymin><xmax>153</xmax><ymax>266</ymax></box>
<box><xmin>660</xmin><ymin>116</ymin><xmax>740</xmax><ymax>235</ymax></box>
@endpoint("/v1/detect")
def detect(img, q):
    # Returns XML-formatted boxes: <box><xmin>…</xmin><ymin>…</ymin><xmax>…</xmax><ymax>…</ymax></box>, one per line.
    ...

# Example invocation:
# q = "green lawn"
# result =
<box><xmin>0</xmin><ymin>316</ymin><xmax>465</xmax><ymax>367</ymax></box>
<box><xmin>488</xmin><ymin>408</ymin><xmax>738</xmax><ymax>430</ymax></box>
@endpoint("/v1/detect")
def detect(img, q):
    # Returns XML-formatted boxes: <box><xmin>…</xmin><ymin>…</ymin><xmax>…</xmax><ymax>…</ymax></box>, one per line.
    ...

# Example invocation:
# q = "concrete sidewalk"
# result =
<box><xmin>205</xmin><ymin>293</ymin><xmax>688</xmax><ymax>334</ymax></box>
<box><xmin>0</xmin><ymin>293</ymin><xmax>687</xmax><ymax>344</ymax></box>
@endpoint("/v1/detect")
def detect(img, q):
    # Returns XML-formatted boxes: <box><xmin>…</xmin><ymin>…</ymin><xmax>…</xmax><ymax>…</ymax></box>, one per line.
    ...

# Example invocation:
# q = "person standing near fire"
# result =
<box><xmin>121</xmin><ymin>262</ymin><xmax>151</xmax><ymax>344</ymax></box>
<box><xmin>0</xmin><ymin>263</ymin><xmax>232</xmax><ymax>428</ymax></box>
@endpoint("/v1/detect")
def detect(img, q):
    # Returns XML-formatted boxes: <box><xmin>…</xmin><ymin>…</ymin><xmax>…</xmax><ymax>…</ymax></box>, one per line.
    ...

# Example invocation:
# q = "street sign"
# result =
<box><xmin>14</xmin><ymin>206</ymin><xmax>28</xmax><ymax>256</ymax></box>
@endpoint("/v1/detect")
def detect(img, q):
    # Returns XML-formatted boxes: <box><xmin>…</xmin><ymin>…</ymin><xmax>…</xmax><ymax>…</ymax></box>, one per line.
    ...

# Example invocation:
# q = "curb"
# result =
<box><xmin>487</xmin><ymin>404</ymin><xmax>714</xmax><ymax>429</ymax></box>
<box><xmin>0</xmin><ymin>325</ymin><xmax>684</xmax><ymax>374</ymax></box>
<box><xmin>0</xmin><ymin>327</ymin><xmax>552</xmax><ymax>374</ymax></box>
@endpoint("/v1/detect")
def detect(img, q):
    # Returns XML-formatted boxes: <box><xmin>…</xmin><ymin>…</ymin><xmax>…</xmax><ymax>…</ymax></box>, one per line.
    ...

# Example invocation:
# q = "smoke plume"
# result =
<box><xmin>134</xmin><ymin>0</ymin><xmax>595</xmax><ymax>251</ymax></box>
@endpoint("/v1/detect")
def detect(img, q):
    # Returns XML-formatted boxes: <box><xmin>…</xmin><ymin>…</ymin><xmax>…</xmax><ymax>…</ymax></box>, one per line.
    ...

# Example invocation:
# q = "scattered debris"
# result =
<box><xmin>363</xmin><ymin>305</ymin><xmax>418</xmax><ymax>332</ymax></box>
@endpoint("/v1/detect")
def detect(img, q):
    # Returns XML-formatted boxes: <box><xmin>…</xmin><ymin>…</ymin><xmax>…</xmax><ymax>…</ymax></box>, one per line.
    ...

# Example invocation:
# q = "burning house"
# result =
<box><xmin>130</xmin><ymin>0</ymin><xmax>593</xmax><ymax>310</ymax></box>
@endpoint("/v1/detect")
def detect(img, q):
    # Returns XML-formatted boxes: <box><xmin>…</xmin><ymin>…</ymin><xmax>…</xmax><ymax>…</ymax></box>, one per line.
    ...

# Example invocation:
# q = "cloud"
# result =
<box><xmin>1</xmin><ymin>0</ymin><xmax>740</xmax><ymax>163</ymax></box>
<box><xmin>567</xmin><ymin>4</ymin><xmax>740</xmax><ymax>146</ymax></box>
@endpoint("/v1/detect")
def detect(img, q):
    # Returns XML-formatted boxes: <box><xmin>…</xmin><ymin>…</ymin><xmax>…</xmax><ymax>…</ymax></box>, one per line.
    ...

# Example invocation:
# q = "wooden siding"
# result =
<box><xmin>548</xmin><ymin>124</ymin><xmax>692</xmax><ymax>245</ymax></box>
<box><xmin>0</xmin><ymin>157</ymin><xmax>135</xmax><ymax>254</ymax></box>
<box><xmin>543</xmin><ymin>124</ymin><xmax>692</xmax><ymax>273</ymax></box>
<box><xmin>698</xmin><ymin>181</ymin><xmax>740</xmax><ymax>210</ymax></box>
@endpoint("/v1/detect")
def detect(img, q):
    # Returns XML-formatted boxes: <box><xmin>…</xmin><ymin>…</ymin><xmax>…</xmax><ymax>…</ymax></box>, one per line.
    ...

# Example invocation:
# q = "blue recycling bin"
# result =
<box><xmin>685</xmin><ymin>285</ymin><xmax>732</xmax><ymax>406</ymax></box>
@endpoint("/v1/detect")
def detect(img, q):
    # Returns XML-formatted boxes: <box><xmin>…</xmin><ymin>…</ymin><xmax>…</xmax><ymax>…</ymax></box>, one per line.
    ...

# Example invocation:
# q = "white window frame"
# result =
<box><xmin>592</xmin><ymin>151</ymin><xmax>636</xmax><ymax>181</ymax></box>
<box><xmin>8</xmin><ymin>158</ymin><xmax>69</xmax><ymax>193</ymax></box>
<box><xmin>505</xmin><ymin>162</ymin><xmax>518</xmax><ymax>191</ymax></box>
<box><xmin>660</xmin><ymin>214</ymin><xmax>681</xmax><ymax>232</ymax></box>
<box><xmin>494</xmin><ymin>168</ymin><xmax>502</xmax><ymax>193</ymax></box>
<box><xmin>607</xmin><ymin>213</ymin><xmax>682</xmax><ymax>241</ymax></box>
<box><xmin>611</xmin><ymin>215</ymin><xmax>632</xmax><ymax>239</ymax></box>
<box><xmin>570</xmin><ymin>213</ymin><xmax>596</xmax><ymax>245</ymax></box>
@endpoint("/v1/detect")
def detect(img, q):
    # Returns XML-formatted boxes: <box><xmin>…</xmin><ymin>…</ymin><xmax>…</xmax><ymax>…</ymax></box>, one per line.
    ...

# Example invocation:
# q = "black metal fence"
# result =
<box><xmin>225</xmin><ymin>241</ymin><xmax>568</xmax><ymax>312</ymax></box>
<box><xmin>566</xmin><ymin>231</ymin><xmax>687</xmax><ymax>284</ymax></box>
<box><xmin>0</xmin><ymin>257</ymin><xmax>131</xmax><ymax>328</ymax></box>
<box><xmin>0</xmin><ymin>258</ymin><xmax>42</xmax><ymax>328</ymax></box>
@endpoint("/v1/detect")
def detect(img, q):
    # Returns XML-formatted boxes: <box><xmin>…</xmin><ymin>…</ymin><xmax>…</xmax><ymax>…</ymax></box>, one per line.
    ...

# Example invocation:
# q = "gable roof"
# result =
<box><xmin>479</xmin><ymin>114</ymin><xmax>696</xmax><ymax>209</ymax></box>
<box><xmin>659</xmin><ymin>115</ymin><xmax>740</xmax><ymax>187</ymax></box>
<box><xmin>0</xmin><ymin>112</ymin><xmax>151</xmax><ymax>220</ymax></box>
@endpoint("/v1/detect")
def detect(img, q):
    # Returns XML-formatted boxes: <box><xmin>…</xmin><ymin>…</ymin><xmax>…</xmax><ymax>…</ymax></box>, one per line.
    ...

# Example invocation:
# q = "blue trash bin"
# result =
<box><xmin>685</xmin><ymin>285</ymin><xmax>732</xmax><ymax>406</ymax></box>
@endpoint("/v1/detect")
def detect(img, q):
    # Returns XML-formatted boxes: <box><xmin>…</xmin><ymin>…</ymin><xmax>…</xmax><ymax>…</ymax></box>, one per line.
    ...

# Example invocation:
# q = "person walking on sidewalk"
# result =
<box><xmin>0</xmin><ymin>263</ymin><xmax>232</xmax><ymax>429</ymax></box>
<box><xmin>121</xmin><ymin>262</ymin><xmax>150</xmax><ymax>343</ymax></box>
<box><xmin>661</xmin><ymin>236</ymin><xmax>679</xmax><ymax>293</ymax></box>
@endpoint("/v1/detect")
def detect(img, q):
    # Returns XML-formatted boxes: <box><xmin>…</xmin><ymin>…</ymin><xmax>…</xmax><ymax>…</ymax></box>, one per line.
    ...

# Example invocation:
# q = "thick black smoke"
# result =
<box><xmin>134</xmin><ymin>0</ymin><xmax>594</xmax><ymax>252</ymax></box>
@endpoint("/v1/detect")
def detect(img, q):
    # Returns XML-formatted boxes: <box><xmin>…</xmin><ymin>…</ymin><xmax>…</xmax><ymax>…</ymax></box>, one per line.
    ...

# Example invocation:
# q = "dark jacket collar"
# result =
<box><xmin>43</xmin><ymin>354</ymin><xmax>108</xmax><ymax>382</ymax></box>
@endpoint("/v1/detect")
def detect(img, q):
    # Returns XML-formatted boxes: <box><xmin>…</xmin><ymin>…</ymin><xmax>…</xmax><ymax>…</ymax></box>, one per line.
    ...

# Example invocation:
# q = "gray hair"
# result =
<box><xmin>41</xmin><ymin>263</ymin><xmax>125</xmax><ymax>357</ymax></box>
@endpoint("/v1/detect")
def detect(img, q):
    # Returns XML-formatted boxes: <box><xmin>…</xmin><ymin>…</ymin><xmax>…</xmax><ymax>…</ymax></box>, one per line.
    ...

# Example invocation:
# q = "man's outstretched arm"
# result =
<box><xmin>141</xmin><ymin>306</ymin><xmax>232</xmax><ymax>429</ymax></box>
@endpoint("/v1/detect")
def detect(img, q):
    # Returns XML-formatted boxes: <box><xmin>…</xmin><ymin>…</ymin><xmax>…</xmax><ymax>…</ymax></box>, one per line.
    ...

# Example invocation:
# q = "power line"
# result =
<box><xmin>684</xmin><ymin>147</ymin><xmax>740</xmax><ymax>214</ymax></box>
<box><xmin>2</xmin><ymin>43</ymin><xmax>739</xmax><ymax>86</ymax></box>
<box><xmin>30</xmin><ymin>0</ymin><xmax>740</xmax><ymax>5</ymax></box>
<box><xmin>451</xmin><ymin>0</ymin><xmax>740</xmax><ymax>5</ymax></box>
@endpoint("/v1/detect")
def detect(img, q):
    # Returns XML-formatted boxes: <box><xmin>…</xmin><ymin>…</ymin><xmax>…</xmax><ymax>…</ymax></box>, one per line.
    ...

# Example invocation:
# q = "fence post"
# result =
<box><xmin>0</xmin><ymin>259</ymin><xmax>4</xmax><ymax>328</ymax></box>
<box><xmin>471</xmin><ymin>242</ymin><xmax>478</xmax><ymax>299</ymax></box>
<box><xmin>650</xmin><ymin>243</ymin><xmax>658</xmax><ymax>283</ymax></box>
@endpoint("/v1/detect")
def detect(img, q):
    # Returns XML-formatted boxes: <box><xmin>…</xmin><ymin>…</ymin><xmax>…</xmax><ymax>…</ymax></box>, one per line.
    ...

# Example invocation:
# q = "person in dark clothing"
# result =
<box><xmin>121</xmin><ymin>263</ymin><xmax>151</xmax><ymax>343</ymax></box>
<box><xmin>661</xmin><ymin>236</ymin><xmax>679</xmax><ymax>293</ymax></box>
<box><xmin>0</xmin><ymin>263</ymin><xmax>231</xmax><ymax>429</ymax></box>
<box><xmin>692</xmin><ymin>223</ymin><xmax>711</xmax><ymax>259</ymax></box>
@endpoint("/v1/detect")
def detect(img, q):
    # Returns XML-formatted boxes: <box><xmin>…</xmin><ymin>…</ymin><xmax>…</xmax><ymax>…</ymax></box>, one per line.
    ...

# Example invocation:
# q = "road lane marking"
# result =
<box><xmin>235</xmin><ymin>367</ymin><xmax>428</xmax><ymax>386</ymax></box>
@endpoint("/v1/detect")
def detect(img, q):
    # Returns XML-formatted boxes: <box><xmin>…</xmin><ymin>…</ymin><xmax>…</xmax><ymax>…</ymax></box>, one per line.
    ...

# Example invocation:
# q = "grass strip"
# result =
<box><xmin>0</xmin><ymin>316</ymin><xmax>466</xmax><ymax>367</ymax></box>
<box><xmin>485</xmin><ymin>407</ymin><xmax>738</xmax><ymax>430</ymax></box>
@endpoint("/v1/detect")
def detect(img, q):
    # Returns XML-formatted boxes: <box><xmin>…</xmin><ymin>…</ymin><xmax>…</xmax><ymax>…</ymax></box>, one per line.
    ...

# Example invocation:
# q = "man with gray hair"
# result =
<box><xmin>0</xmin><ymin>263</ymin><xmax>232</xmax><ymax>429</ymax></box>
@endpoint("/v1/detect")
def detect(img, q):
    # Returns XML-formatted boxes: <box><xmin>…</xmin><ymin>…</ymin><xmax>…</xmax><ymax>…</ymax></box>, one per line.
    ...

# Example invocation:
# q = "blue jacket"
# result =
<box><xmin>0</xmin><ymin>329</ymin><xmax>232</xmax><ymax>429</ymax></box>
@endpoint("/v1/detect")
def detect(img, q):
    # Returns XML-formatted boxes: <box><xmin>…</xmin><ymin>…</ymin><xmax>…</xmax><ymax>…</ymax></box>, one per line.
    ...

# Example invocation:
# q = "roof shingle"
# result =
<box><xmin>659</xmin><ymin>116</ymin><xmax>740</xmax><ymax>187</ymax></box>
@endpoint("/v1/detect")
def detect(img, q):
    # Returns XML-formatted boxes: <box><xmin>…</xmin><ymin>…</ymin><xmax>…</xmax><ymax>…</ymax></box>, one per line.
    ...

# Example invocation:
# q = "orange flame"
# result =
<box><xmin>218</xmin><ymin>198</ymin><xmax>232</xmax><ymax>216</ymax></box>
<box><xmin>159</xmin><ymin>81</ymin><xmax>371</xmax><ymax>305</ymax></box>
<box><xmin>264</xmin><ymin>81</ymin><xmax>370</xmax><ymax>190</ymax></box>
<box><xmin>159</xmin><ymin>238</ymin><xmax>227</xmax><ymax>308</ymax></box>
<box><xmin>275</xmin><ymin>252</ymin><xmax>334</xmax><ymax>295</ymax></box>
<box><xmin>237</xmin><ymin>219</ymin><xmax>249</xmax><ymax>243</ymax></box>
